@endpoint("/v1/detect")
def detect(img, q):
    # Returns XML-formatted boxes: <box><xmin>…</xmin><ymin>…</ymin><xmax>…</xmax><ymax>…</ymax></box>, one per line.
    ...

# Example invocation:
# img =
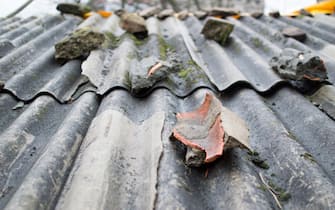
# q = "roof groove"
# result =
<box><xmin>0</xmin><ymin>92</ymin><xmax>99</xmax><ymax>209</ymax></box>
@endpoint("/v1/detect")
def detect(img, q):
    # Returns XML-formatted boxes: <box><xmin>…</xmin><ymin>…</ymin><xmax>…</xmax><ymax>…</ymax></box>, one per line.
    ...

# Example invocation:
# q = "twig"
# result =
<box><xmin>259</xmin><ymin>172</ymin><xmax>282</xmax><ymax>209</ymax></box>
<box><xmin>6</xmin><ymin>0</ymin><xmax>34</xmax><ymax>18</ymax></box>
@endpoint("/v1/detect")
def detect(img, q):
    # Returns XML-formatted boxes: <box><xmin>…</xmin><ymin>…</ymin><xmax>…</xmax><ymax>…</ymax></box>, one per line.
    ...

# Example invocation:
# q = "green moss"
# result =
<box><xmin>35</xmin><ymin>106</ymin><xmax>49</xmax><ymax>121</ymax></box>
<box><xmin>178</xmin><ymin>68</ymin><xmax>192</xmax><ymax>78</ymax></box>
<box><xmin>252</xmin><ymin>37</ymin><xmax>262</xmax><ymax>48</ymax></box>
<box><xmin>286</xmin><ymin>131</ymin><xmax>298</xmax><ymax>141</ymax></box>
<box><xmin>296</xmin><ymin>14</ymin><xmax>305</xmax><ymax>19</ymax></box>
<box><xmin>128</xmin><ymin>33</ymin><xmax>147</xmax><ymax>46</ymax></box>
<box><xmin>248</xmin><ymin>150</ymin><xmax>259</xmax><ymax>156</ymax></box>
<box><xmin>126</xmin><ymin>52</ymin><xmax>136</xmax><ymax>60</ymax></box>
<box><xmin>166</xmin><ymin>77</ymin><xmax>175</xmax><ymax>87</ymax></box>
<box><xmin>104</xmin><ymin>32</ymin><xmax>121</xmax><ymax>48</ymax></box>
<box><xmin>158</xmin><ymin>36</ymin><xmax>174</xmax><ymax>60</ymax></box>
<box><xmin>268</xmin><ymin>181</ymin><xmax>291</xmax><ymax>202</ymax></box>
<box><xmin>257</xmin><ymin>184</ymin><xmax>268</xmax><ymax>192</ymax></box>
<box><xmin>300</xmin><ymin>153</ymin><xmax>316</xmax><ymax>163</ymax></box>
<box><xmin>252</xmin><ymin>158</ymin><xmax>270</xmax><ymax>169</ymax></box>
<box><xmin>247</xmin><ymin>150</ymin><xmax>270</xmax><ymax>170</ymax></box>
<box><xmin>124</xmin><ymin>72</ymin><xmax>131</xmax><ymax>88</ymax></box>
<box><xmin>278</xmin><ymin>191</ymin><xmax>292</xmax><ymax>202</ymax></box>
<box><xmin>187</xmin><ymin>59</ymin><xmax>198</xmax><ymax>67</ymax></box>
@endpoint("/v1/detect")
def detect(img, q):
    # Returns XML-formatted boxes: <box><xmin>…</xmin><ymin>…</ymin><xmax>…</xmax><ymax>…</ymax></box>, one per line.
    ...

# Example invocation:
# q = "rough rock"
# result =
<box><xmin>193</xmin><ymin>11</ymin><xmax>208</xmax><ymax>19</ymax></box>
<box><xmin>157</xmin><ymin>9</ymin><xmax>174</xmax><ymax>20</ymax></box>
<box><xmin>282</xmin><ymin>27</ymin><xmax>306</xmax><ymax>42</ymax></box>
<box><xmin>55</xmin><ymin>27</ymin><xmax>105</xmax><ymax>61</ymax></box>
<box><xmin>56</xmin><ymin>3</ymin><xmax>91</xmax><ymax>17</ymax></box>
<box><xmin>139</xmin><ymin>6</ymin><xmax>160</xmax><ymax>19</ymax></box>
<box><xmin>251</xmin><ymin>12</ymin><xmax>263</xmax><ymax>19</ymax></box>
<box><xmin>269</xmin><ymin>11</ymin><xmax>280</xmax><ymax>18</ymax></box>
<box><xmin>120</xmin><ymin>12</ymin><xmax>148</xmax><ymax>38</ymax></box>
<box><xmin>114</xmin><ymin>9</ymin><xmax>125</xmax><ymax>17</ymax></box>
<box><xmin>177</xmin><ymin>10</ymin><xmax>189</xmax><ymax>20</ymax></box>
<box><xmin>185</xmin><ymin>147</ymin><xmax>206</xmax><ymax>167</ymax></box>
<box><xmin>201</xmin><ymin>17</ymin><xmax>234</xmax><ymax>45</ymax></box>
<box><xmin>131</xmin><ymin>52</ymin><xmax>182</xmax><ymax>95</ymax></box>
<box><xmin>171</xmin><ymin>93</ymin><xmax>250</xmax><ymax>167</ymax></box>
<box><xmin>208</xmin><ymin>7</ymin><xmax>238</xmax><ymax>18</ymax></box>
<box><xmin>270</xmin><ymin>48</ymin><xmax>327</xmax><ymax>81</ymax></box>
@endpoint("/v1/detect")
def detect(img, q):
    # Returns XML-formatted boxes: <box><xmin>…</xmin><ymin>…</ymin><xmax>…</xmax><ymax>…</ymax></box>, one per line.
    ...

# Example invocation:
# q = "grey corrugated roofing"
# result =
<box><xmin>0</xmin><ymin>11</ymin><xmax>335</xmax><ymax>210</ymax></box>
<box><xmin>1</xmin><ymin>88</ymin><xmax>335</xmax><ymax>209</ymax></box>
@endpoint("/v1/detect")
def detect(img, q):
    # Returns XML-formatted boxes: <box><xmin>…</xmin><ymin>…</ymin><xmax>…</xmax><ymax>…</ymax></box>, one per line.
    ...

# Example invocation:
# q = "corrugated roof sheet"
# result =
<box><xmin>0</xmin><ymin>11</ymin><xmax>335</xmax><ymax>210</ymax></box>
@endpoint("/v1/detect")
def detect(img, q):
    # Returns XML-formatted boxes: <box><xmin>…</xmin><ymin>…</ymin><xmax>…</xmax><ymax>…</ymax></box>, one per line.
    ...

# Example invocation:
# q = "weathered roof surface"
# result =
<box><xmin>0</xmin><ymin>11</ymin><xmax>335</xmax><ymax>210</ymax></box>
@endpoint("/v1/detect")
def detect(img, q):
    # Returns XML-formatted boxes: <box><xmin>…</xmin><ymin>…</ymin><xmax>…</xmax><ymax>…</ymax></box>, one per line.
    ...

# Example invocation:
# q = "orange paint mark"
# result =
<box><xmin>97</xmin><ymin>10</ymin><xmax>112</xmax><ymax>18</ymax></box>
<box><xmin>83</xmin><ymin>11</ymin><xmax>112</xmax><ymax>19</ymax></box>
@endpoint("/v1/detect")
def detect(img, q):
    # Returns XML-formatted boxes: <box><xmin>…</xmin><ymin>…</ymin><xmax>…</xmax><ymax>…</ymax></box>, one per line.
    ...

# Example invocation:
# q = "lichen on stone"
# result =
<box><xmin>201</xmin><ymin>17</ymin><xmax>234</xmax><ymax>45</ymax></box>
<box><xmin>270</xmin><ymin>48</ymin><xmax>327</xmax><ymax>82</ymax></box>
<box><xmin>55</xmin><ymin>27</ymin><xmax>105</xmax><ymax>61</ymax></box>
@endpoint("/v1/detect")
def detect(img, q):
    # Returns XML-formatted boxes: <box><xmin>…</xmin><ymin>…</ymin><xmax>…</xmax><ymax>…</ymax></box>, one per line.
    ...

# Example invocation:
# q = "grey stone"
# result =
<box><xmin>177</xmin><ymin>10</ymin><xmax>189</xmax><ymax>20</ymax></box>
<box><xmin>139</xmin><ymin>6</ymin><xmax>160</xmax><ymax>19</ymax></box>
<box><xmin>157</xmin><ymin>9</ymin><xmax>174</xmax><ymax>20</ymax></box>
<box><xmin>208</xmin><ymin>7</ymin><xmax>238</xmax><ymax>18</ymax></box>
<box><xmin>201</xmin><ymin>17</ymin><xmax>234</xmax><ymax>45</ymax></box>
<box><xmin>269</xmin><ymin>48</ymin><xmax>327</xmax><ymax>81</ymax></box>
<box><xmin>120</xmin><ymin>13</ymin><xmax>148</xmax><ymax>34</ymax></box>
<box><xmin>269</xmin><ymin>11</ymin><xmax>280</xmax><ymax>18</ymax></box>
<box><xmin>251</xmin><ymin>12</ymin><xmax>263</xmax><ymax>19</ymax></box>
<box><xmin>55</xmin><ymin>28</ymin><xmax>105</xmax><ymax>61</ymax></box>
<box><xmin>193</xmin><ymin>11</ymin><xmax>208</xmax><ymax>19</ymax></box>
<box><xmin>282</xmin><ymin>27</ymin><xmax>306</xmax><ymax>42</ymax></box>
<box><xmin>56</xmin><ymin>3</ymin><xmax>91</xmax><ymax>17</ymax></box>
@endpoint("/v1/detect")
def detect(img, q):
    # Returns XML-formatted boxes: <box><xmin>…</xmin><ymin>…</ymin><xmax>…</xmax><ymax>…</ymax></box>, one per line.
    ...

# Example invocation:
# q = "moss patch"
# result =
<box><xmin>124</xmin><ymin>72</ymin><xmax>131</xmax><ymax>88</ymax></box>
<box><xmin>158</xmin><ymin>36</ymin><xmax>174</xmax><ymax>60</ymax></box>
<box><xmin>252</xmin><ymin>37</ymin><xmax>262</xmax><ymax>48</ymax></box>
<box><xmin>128</xmin><ymin>33</ymin><xmax>148</xmax><ymax>46</ymax></box>
<box><xmin>104</xmin><ymin>32</ymin><xmax>121</xmax><ymax>48</ymax></box>
<box><xmin>178</xmin><ymin>68</ymin><xmax>192</xmax><ymax>78</ymax></box>
<box><xmin>247</xmin><ymin>150</ymin><xmax>270</xmax><ymax>170</ymax></box>
<box><xmin>268</xmin><ymin>180</ymin><xmax>292</xmax><ymax>202</ymax></box>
